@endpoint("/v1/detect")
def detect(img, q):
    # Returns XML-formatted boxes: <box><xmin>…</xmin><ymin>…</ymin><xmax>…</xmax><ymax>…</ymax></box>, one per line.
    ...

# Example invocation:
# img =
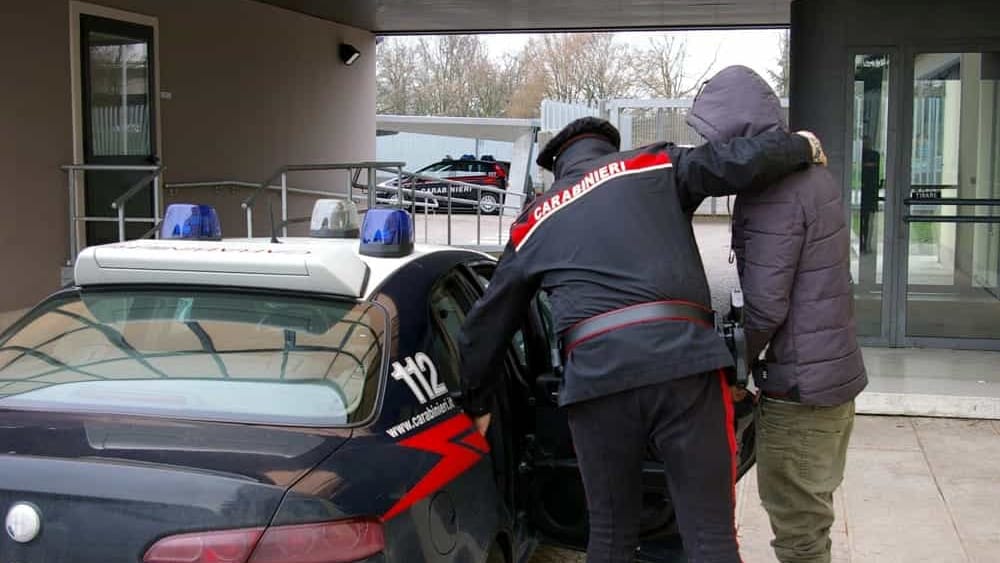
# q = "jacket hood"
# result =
<box><xmin>687</xmin><ymin>65</ymin><xmax>786</xmax><ymax>143</ymax></box>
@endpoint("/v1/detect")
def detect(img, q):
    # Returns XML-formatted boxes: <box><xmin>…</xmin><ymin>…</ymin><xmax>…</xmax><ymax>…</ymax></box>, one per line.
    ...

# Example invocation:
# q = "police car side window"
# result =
<box><xmin>469</xmin><ymin>265</ymin><xmax>530</xmax><ymax>371</ymax></box>
<box><xmin>428</xmin><ymin>273</ymin><xmax>471</xmax><ymax>390</ymax></box>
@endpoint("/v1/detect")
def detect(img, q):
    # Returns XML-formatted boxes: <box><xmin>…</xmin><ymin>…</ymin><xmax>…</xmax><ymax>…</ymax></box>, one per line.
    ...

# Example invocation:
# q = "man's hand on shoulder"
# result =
<box><xmin>795</xmin><ymin>130</ymin><xmax>828</xmax><ymax>166</ymax></box>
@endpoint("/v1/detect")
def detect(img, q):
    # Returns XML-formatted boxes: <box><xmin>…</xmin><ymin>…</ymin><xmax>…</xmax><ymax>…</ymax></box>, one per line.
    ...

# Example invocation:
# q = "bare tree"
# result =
<box><xmin>378</xmin><ymin>35</ymin><xmax>522</xmax><ymax>117</ymax></box>
<box><xmin>633</xmin><ymin>35</ymin><xmax>719</xmax><ymax>98</ymax></box>
<box><xmin>376</xmin><ymin>38</ymin><xmax>418</xmax><ymax>114</ymax></box>
<box><xmin>517</xmin><ymin>33</ymin><xmax>634</xmax><ymax>106</ymax></box>
<box><xmin>377</xmin><ymin>32</ymin><xmax>646</xmax><ymax>119</ymax></box>
<box><xmin>411</xmin><ymin>36</ymin><xmax>473</xmax><ymax>116</ymax></box>
<box><xmin>505</xmin><ymin>50</ymin><xmax>547</xmax><ymax>118</ymax></box>
<box><xmin>470</xmin><ymin>53</ymin><xmax>523</xmax><ymax>117</ymax></box>
<box><xmin>768</xmin><ymin>30</ymin><xmax>790</xmax><ymax>97</ymax></box>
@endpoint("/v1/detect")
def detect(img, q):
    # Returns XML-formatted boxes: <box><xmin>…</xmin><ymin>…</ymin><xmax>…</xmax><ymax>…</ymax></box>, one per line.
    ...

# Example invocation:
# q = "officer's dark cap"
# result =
<box><xmin>536</xmin><ymin>117</ymin><xmax>621</xmax><ymax>172</ymax></box>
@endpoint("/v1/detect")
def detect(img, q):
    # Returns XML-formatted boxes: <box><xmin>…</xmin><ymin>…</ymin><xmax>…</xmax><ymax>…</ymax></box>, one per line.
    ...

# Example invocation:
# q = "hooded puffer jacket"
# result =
<box><xmin>688</xmin><ymin>65</ymin><xmax>868</xmax><ymax>406</ymax></box>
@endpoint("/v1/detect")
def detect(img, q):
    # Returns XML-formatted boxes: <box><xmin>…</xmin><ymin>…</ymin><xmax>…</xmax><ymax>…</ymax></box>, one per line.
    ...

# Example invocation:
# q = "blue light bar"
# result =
<box><xmin>359</xmin><ymin>209</ymin><xmax>414</xmax><ymax>258</ymax></box>
<box><xmin>160</xmin><ymin>204</ymin><xmax>222</xmax><ymax>240</ymax></box>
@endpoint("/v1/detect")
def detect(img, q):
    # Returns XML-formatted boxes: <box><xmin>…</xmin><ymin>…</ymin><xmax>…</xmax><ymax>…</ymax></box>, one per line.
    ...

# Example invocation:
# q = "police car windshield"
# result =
<box><xmin>419</xmin><ymin>162</ymin><xmax>455</xmax><ymax>172</ymax></box>
<box><xmin>0</xmin><ymin>289</ymin><xmax>386</xmax><ymax>426</ymax></box>
<box><xmin>417</xmin><ymin>162</ymin><xmax>458</xmax><ymax>178</ymax></box>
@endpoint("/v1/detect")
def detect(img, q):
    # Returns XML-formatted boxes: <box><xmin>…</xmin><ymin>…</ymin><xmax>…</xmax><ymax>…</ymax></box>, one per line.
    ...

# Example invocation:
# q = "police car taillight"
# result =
<box><xmin>160</xmin><ymin>203</ymin><xmax>222</xmax><ymax>240</ymax></box>
<box><xmin>143</xmin><ymin>527</ymin><xmax>262</xmax><ymax>563</ymax></box>
<box><xmin>310</xmin><ymin>198</ymin><xmax>360</xmax><ymax>238</ymax></box>
<box><xmin>359</xmin><ymin>208</ymin><xmax>414</xmax><ymax>258</ymax></box>
<box><xmin>143</xmin><ymin>518</ymin><xmax>384</xmax><ymax>563</ymax></box>
<box><xmin>249</xmin><ymin>519</ymin><xmax>384</xmax><ymax>562</ymax></box>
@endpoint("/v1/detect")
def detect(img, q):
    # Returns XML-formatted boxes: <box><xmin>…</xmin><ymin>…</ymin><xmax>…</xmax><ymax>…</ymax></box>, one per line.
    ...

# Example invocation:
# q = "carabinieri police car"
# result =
<box><xmin>0</xmin><ymin>200</ymin><xmax>757</xmax><ymax>563</ymax></box>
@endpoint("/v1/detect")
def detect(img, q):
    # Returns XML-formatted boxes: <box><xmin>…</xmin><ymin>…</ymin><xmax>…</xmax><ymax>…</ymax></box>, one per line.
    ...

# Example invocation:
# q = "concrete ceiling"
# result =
<box><xmin>256</xmin><ymin>0</ymin><xmax>792</xmax><ymax>34</ymax></box>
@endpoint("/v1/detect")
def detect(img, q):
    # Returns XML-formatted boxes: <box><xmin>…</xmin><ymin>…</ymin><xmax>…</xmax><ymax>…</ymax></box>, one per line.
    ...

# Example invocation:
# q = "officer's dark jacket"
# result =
<box><xmin>688</xmin><ymin>65</ymin><xmax>868</xmax><ymax>406</ymax></box>
<box><xmin>458</xmin><ymin>133</ymin><xmax>813</xmax><ymax>415</ymax></box>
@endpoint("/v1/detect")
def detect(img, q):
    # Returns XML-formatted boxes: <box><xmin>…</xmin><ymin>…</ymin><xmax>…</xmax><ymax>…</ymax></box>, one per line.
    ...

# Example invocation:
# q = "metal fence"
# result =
<box><xmin>540</xmin><ymin>99</ymin><xmax>602</xmax><ymax>131</ymax></box>
<box><xmin>603</xmin><ymin>97</ymin><xmax>789</xmax><ymax>215</ymax></box>
<box><xmin>609</xmin><ymin>97</ymin><xmax>790</xmax><ymax>149</ymax></box>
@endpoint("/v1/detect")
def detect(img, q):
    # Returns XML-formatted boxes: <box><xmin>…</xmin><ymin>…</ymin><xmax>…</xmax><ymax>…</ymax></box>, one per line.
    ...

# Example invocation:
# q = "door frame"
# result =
<box><xmin>893</xmin><ymin>38</ymin><xmax>1000</xmax><ymax>350</ymax></box>
<box><xmin>68</xmin><ymin>1</ymin><xmax>161</xmax><ymax>246</ymax></box>
<box><xmin>844</xmin><ymin>46</ymin><xmax>904</xmax><ymax>348</ymax></box>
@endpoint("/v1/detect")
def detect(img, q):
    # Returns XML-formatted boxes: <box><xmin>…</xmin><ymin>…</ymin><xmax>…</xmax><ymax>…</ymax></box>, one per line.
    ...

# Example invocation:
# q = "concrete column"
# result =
<box><xmin>790</xmin><ymin>0</ymin><xmax>849</xmax><ymax>185</ymax></box>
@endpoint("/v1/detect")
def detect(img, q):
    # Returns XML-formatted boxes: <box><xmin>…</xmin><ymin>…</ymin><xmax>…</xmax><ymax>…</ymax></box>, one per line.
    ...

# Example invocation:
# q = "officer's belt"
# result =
<box><xmin>561</xmin><ymin>300</ymin><xmax>715</xmax><ymax>354</ymax></box>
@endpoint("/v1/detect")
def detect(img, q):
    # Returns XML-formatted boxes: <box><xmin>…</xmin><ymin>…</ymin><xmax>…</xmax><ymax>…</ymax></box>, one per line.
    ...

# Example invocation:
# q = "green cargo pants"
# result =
<box><xmin>755</xmin><ymin>396</ymin><xmax>855</xmax><ymax>563</ymax></box>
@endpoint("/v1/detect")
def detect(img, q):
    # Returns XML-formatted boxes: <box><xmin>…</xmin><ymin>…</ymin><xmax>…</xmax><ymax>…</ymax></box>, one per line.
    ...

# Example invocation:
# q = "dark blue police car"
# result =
<box><xmin>0</xmin><ymin>201</ymin><xmax>756</xmax><ymax>562</ymax></box>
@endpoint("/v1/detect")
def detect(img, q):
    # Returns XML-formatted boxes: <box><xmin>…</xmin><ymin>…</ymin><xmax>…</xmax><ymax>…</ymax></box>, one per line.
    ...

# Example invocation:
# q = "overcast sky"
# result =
<box><xmin>477</xmin><ymin>28</ymin><xmax>786</xmax><ymax>91</ymax></box>
<box><xmin>381</xmin><ymin>28</ymin><xmax>786</xmax><ymax>98</ymax></box>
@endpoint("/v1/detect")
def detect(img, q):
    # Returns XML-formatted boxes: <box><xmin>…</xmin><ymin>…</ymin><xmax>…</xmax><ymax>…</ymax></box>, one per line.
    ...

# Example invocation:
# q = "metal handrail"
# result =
<box><xmin>169</xmin><ymin>179</ymin><xmax>443</xmax><ymax>211</ymax></box>
<box><xmin>61</xmin><ymin>163</ymin><xmax>165</xmax><ymax>265</ymax></box>
<box><xmin>168</xmin><ymin>164</ymin><xmax>529</xmax><ymax>248</ymax></box>
<box><xmin>904</xmin><ymin>216</ymin><xmax>1000</xmax><ymax>224</ymax></box>
<box><xmin>60</xmin><ymin>161</ymin><xmax>524</xmax><ymax>268</ymax></box>
<box><xmin>166</xmin><ymin>178</ymin><xmax>441</xmax><ymax>244</ymax></box>
<box><xmin>241</xmin><ymin>162</ymin><xmax>406</xmax><ymax>237</ymax></box>
<box><xmin>167</xmin><ymin>180</ymin><xmax>368</xmax><ymax>202</ymax></box>
<box><xmin>242</xmin><ymin>162</ymin><xmax>406</xmax><ymax>208</ymax></box>
<box><xmin>111</xmin><ymin>167</ymin><xmax>164</xmax><ymax>242</ymax></box>
<box><xmin>903</xmin><ymin>197</ymin><xmax>1000</xmax><ymax>224</ymax></box>
<box><xmin>111</xmin><ymin>169</ymin><xmax>164</xmax><ymax>209</ymax></box>
<box><xmin>904</xmin><ymin>198</ymin><xmax>1000</xmax><ymax>206</ymax></box>
<box><xmin>61</xmin><ymin>164</ymin><xmax>162</xmax><ymax>172</ymax></box>
<box><xmin>372</xmin><ymin>167</ymin><xmax>529</xmax><ymax>245</ymax></box>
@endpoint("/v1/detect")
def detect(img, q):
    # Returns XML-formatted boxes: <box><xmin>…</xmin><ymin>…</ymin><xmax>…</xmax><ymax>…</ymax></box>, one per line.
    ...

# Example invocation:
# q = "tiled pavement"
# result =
<box><xmin>530</xmin><ymin>416</ymin><xmax>1000</xmax><ymax>562</ymax></box>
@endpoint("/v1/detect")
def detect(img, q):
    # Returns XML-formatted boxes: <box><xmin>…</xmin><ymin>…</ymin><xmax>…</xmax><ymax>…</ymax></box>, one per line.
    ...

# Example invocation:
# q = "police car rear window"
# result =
<box><xmin>0</xmin><ymin>289</ymin><xmax>386</xmax><ymax>426</ymax></box>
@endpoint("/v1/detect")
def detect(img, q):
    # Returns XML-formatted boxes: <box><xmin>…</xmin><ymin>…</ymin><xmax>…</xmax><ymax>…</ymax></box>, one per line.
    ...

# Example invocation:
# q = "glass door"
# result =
<box><xmin>849</xmin><ymin>53</ymin><xmax>894</xmax><ymax>341</ymax></box>
<box><xmin>902</xmin><ymin>51</ymin><xmax>1000</xmax><ymax>346</ymax></box>
<box><xmin>80</xmin><ymin>14</ymin><xmax>157</xmax><ymax>245</ymax></box>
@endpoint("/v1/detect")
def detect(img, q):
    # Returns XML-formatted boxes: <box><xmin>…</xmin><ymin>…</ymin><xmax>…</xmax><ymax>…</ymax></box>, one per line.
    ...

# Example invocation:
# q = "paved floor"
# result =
<box><xmin>530</xmin><ymin>415</ymin><xmax>1000</xmax><ymax>562</ymax></box>
<box><xmin>857</xmin><ymin>348</ymin><xmax>1000</xmax><ymax>420</ymax></box>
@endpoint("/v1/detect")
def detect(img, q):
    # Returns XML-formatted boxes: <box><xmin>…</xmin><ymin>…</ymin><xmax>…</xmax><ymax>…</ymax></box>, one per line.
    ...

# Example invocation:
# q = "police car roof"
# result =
<box><xmin>73</xmin><ymin>238</ymin><xmax>489</xmax><ymax>300</ymax></box>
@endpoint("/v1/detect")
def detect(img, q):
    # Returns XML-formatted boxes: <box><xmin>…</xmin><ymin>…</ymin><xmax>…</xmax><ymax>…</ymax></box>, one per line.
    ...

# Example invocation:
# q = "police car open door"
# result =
<box><xmin>468</xmin><ymin>262</ymin><xmax>755</xmax><ymax>561</ymax></box>
<box><xmin>516</xmin><ymin>293</ymin><xmax>687</xmax><ymax>561</ymax></box>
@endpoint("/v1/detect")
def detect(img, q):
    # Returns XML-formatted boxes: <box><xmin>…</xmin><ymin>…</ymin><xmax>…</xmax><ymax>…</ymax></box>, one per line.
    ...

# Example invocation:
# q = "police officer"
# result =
<box><xmin>457</xmin><ymin>117</ymin><xmax>826</xmax><ymax>563</ymax></box>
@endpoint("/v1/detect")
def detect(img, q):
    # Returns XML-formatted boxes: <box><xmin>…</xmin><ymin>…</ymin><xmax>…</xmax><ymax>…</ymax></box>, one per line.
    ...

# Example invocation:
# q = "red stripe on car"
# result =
<box><xmin>383</xmin><ymin>415</ymin><xmax>490</xmax><ymax>520</ymax></box>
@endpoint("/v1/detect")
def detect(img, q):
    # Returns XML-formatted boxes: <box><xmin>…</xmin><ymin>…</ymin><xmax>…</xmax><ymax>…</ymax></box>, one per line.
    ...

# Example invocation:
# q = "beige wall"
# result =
<box><xmin>0</xmin><ymin>0</ymin><xmax>375</xmax><ymax>316</ymax></box>
<box><xmin>0</xmin><ymin>308</ymin><xmax>31</xmax><ymax>334</ymax></box>
<box><xmin>98</xmin><ymin>0</ymin><xmax>376</xmax><ymax>180</ymax></box>
<box><xmin>0</xmin><ymin>1</ymin><xmax>76</xmax><ymax>315</ymax></box>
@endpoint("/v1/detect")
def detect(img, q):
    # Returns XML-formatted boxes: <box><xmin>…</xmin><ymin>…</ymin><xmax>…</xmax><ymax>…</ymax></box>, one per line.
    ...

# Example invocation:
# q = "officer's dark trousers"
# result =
<box><xmin>566</xmin><ymin>371</ymin><xmax>742</xmax><ymax>563</ymax></box>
